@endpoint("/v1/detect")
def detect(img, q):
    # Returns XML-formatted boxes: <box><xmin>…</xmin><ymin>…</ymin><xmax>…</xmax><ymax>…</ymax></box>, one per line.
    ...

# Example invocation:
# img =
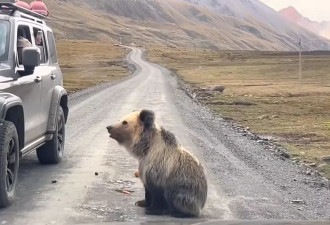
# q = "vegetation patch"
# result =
<box><xmin>57</xmin><ymin>40</ymin><xmax>130</xmax><ymax>92</ymax></box>
<box><xmin>148</xmin><ymin>46</ymin><xmax>330</xmax><ymax>179</ymax></box>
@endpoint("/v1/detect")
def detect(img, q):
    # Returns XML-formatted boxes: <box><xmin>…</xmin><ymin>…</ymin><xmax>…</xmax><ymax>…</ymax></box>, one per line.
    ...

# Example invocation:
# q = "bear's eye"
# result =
<box><xmin>122</xmin><ymin>121</ymin><xmax>128</xmax><ymax>125</ymax></box>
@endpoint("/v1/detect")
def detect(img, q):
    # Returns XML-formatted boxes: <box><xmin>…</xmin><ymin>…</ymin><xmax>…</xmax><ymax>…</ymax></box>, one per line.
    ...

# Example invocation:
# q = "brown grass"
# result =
<box><xmin>57</xmin><ymin>40</ymin><xmax>130</xmax><ymax>92</ymax></box>
<box><xmin>148</xmin><ymin>46</ymin><xmax>330</xmax><ymax>179</ymax></box>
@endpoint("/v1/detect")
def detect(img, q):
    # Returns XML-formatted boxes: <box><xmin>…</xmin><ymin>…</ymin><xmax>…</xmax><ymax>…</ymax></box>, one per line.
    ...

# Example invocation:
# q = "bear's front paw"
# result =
<box><xmin>135</xmin><ymin>199</ymin><xmax>149</xmax><ymax>208</ymax></box>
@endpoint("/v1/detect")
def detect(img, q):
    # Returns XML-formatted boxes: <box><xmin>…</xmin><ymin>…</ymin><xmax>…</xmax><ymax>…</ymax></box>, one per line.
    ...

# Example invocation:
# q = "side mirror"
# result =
<box><xmin>22</xmin><ymin>47</ymin><xmax>41</xmax><ymax>75</ymax></box>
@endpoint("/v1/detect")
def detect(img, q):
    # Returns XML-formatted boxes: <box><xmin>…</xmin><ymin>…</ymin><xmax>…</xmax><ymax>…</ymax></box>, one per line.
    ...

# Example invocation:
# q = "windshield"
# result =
<box><xmin>0</xmin><ymin>21</ymin><xmax>9</xmax><ymax>62</ymax></box>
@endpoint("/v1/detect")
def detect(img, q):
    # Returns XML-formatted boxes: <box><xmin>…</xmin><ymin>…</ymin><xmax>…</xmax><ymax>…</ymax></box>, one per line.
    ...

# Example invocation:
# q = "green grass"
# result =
<box><xmin>148</xmin><ymin>46</ymin><xmax>330</xmax><ymax>179</ymax></box>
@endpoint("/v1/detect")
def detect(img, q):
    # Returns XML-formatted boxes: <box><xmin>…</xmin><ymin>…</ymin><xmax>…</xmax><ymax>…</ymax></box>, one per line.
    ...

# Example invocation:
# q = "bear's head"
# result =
<box><xmin>106</xmin><ymin>110</ymin><xmax>156</xmax><ymax>150</ymax></box>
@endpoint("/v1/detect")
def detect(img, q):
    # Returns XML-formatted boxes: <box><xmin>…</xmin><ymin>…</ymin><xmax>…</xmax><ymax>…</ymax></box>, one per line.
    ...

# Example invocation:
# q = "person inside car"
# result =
<box><xmin>17</xmin><ymin>30</ymin><xmax>32</xmax><ymax>65</ymax></box>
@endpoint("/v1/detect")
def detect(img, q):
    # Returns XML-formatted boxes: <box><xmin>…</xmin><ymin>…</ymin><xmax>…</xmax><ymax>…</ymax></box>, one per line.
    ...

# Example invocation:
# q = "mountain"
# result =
<box><xmin>181</xmin><ymin>0</ymin><xmax>330</xmax><ymax>49</ymax></box>
<box><xmin>279</xmin><ymin>6</ymin><xmax>330</xmax><ymax>40</ymax></box>
<box><xmin>37</xmin><ymin>0</ymin><xmax>330</xmax><ymax>51</ymax></box>
<box><xmin>279</xmin><ymin>6</ymin><xmax>302</xmax><ymax>23</ymax></box>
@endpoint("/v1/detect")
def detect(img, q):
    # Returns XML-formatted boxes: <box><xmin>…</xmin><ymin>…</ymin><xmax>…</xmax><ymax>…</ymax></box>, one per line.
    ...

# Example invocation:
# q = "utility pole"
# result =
<box><xmin>299</xmin><ymin>38</ymin><xmax>302</xmax><ymax>83</ymax></box>
<box><xmin>194</xmin><ymin>42</ymin><xmax>196</xmax><ymax>56</ymax></box>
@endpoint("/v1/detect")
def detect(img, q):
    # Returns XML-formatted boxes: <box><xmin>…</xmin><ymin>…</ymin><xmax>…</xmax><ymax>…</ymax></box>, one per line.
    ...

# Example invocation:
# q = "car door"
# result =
<box><xmin>31</xmin><ymin>26</ymin><xmax>54</xmax><ymax>134</ymax></box>
<box><xmin>10</xmin><ymin>24</ymin><xmax>43</xmax><ymax>145</ymax></box>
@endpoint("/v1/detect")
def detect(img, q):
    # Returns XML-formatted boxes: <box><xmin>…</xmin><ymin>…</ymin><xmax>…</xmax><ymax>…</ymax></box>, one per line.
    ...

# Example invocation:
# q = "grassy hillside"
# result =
<box><xmin>36</xmin><ymin>0</ymin><xmax>330</xmax><ymax>51</ymax></box>
<box><xmin>149</xmin><ymin>46</ymin><xmax>330</xmax><ymax>179</ymax></box>
<box><xmin>57</xmin><ymin>41</ymin><xmax>129</xmax><ymax>92</ymax></box>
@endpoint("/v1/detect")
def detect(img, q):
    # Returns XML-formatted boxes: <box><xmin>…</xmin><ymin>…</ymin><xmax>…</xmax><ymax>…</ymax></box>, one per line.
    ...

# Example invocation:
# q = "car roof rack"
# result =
<box><xmin>0</xmin><ymin>1</ymin><xmax>46</xmax><ymax>20</ymax></box>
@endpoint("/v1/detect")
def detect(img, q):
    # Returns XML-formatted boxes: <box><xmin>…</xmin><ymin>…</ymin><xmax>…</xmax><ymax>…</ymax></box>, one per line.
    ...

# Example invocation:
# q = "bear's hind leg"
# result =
<box><xmin>166</xmin><ymin>190</ymin><xmax>201</xmax><ymax>218</ymax></box>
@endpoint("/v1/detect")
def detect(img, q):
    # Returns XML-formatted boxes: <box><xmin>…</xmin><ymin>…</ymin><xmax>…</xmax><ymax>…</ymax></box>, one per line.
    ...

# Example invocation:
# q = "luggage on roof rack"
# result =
<box><xmin>30</xmin><ymin>0</ymin><xmax>49</xmax><ymax>16</ymax></box>
<box><xmin>0</xmin><ymin>0</ymin><xmax>48</xmax><ymax>19</ymax></box>
<box><xmin>15</xmin><ymin>1</ymin><xmax>30</xmax><ymax>10</ymax></box>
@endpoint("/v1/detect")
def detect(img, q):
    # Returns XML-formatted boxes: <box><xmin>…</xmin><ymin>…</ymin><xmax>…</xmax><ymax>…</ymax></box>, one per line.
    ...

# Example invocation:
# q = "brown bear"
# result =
<box><xmin>106</xmin><ymin>110</ymin><xmax>207</xmax><ymax>218</ymax></box>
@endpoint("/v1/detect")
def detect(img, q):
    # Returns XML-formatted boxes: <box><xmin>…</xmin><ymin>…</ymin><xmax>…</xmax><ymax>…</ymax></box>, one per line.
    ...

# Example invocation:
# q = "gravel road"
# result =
<box><xmin>0</xmin><ymin>48</ymin><xmax>329</xmax><ymax>225</ymax></box>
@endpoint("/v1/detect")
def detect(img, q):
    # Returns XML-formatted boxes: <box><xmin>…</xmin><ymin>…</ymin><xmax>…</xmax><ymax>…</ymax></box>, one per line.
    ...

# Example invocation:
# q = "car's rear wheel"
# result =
<box><xmin>0</xmin><ymin>120</ymin><xmax>20</xmax><ymax>208</ymax></box>
<box><xmin>37</xmin><ymin>106</ymin><xmax>65</xmax><ymax>164</ymax></box>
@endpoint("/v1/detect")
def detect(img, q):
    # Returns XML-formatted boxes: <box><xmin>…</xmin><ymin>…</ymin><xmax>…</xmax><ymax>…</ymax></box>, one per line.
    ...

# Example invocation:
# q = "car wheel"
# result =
<box><xmin>0</xmin><ymin>120</ymin><xmax>20</xmax><ymax>208</ymax></box>
<box><xmin>37</xmin><ymin>106</ymin><xmax>65</xmax><ymax>164</ymax></box>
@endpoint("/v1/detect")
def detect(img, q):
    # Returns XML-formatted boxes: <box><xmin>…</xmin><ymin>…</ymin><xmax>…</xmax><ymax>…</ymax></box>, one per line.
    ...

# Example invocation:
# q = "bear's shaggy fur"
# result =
<box><xmin>107</xmin><ymin>110</ymin><xmax>207</xmax><ymax>218</ymax></box>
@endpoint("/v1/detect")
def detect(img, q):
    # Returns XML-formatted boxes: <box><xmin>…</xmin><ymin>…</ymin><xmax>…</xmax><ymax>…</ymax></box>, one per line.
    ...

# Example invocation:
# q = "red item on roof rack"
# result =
<box><xmin>30</xmin><ymin>0</ymin><xmax>49</xmax><ymax>16</ymax></box>
<box><xmin>15</xmin><ymin>0</ymin><xmax>31</xmax><ymax>10</ymax></box>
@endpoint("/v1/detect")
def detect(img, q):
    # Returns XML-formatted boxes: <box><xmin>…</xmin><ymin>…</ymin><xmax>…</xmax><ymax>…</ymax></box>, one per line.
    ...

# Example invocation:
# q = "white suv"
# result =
<box><xmin>0</xmin><ymin>1</ymin><xmax>69</xmax><ymax>208</ymax></box>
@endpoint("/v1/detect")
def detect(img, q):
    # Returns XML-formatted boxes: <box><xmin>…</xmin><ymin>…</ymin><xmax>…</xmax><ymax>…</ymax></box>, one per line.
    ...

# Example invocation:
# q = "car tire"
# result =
<box><xmin>37</xmin><ymin>106</ymin><xmax>65</xmax><ymax>164</ymax></box>
<box><xmin>0</xmin><ymin>120</ymin><xmax>20</xmax><ymax>208</ymax></box>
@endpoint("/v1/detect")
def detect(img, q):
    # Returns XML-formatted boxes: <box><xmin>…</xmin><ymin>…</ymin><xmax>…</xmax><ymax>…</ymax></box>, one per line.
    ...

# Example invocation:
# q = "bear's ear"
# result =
<box><xmin>139</xmin><ymin>110</ymin><xmax>155</xmax><ymax>129</ymax></box>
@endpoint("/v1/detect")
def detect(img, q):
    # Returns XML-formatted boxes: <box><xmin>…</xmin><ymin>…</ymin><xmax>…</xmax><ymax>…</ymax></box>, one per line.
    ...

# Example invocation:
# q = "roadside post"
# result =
<box><xmin>299</xmin><ymin>38</ymin><xmax>302</xmax><ymax>83</ymax></box>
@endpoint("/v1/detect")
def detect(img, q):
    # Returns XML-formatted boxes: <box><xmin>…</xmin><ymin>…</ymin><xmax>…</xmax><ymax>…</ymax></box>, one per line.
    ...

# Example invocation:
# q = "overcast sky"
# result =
<box><xmin>260</xmin><ymin>0</ymin><xmax>330</xmax><ymax>22</ymax></box>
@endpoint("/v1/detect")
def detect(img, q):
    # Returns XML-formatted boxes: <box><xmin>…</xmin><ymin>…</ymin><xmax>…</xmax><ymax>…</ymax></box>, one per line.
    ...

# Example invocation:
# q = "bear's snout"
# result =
<box><xmin>107</xmin><ymin>126</ymin><xmax>113</xmax><ymax>133</ymax></box>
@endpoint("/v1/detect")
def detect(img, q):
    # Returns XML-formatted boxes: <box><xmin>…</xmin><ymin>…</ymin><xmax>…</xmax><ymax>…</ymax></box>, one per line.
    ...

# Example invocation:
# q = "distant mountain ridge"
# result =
<box><xmin>279</xmin><ymin>6</ymin><xmax>330</xmax><ymax>40</ymax></box>
<box><xmin>41</xmin><ymin>0</ymin><xmax>330</xmax><ymax>51</ymax></box>
<box><xmin>181</xmin><ymin>0</ymin><xmax>330</xmax><ymax>47</ymax></box>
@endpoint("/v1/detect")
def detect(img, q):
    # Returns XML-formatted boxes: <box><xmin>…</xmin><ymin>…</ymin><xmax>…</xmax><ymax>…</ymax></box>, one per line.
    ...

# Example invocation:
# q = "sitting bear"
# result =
<box><xmin>107</xmin><ymin>110</ymin><xmax>207</xmax><ymax>218</ymax></box>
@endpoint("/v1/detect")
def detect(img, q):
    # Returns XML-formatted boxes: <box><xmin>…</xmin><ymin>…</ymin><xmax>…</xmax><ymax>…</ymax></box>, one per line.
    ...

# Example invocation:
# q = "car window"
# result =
<box><xmin>47</xmin><ymin>31</ymin><xmax>58</xmax><ymax>64</ymax></box>
<box><xmin>16</xmin><ymin>25</ymin><xmax>32</xmax><ymax>66</ymax></box>
<box><xmin>33</xmin><ymin>27</ymin><xmax>48</xmax><ymax>64</ymax></box>
<box><xmin>0</xmin><ymin>21</ymin><xmax>9</xmax><ymax>62</ymax></box>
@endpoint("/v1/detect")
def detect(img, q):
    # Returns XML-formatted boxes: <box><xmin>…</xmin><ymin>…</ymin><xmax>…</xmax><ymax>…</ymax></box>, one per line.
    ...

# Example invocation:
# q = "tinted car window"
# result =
<box><xmin>33</xmin><ymin>28</ymin><xmax>48</xmax><ymax>64</ymax></box>
<box><xmin>47</xmin><ymin>31</ymin><xmax>58</xmax><ymax>64</ymax></box>
<box><xmin>0</xmin><ymin>21</ymin><xmax>10</xmax><ymax>62</ymax></box>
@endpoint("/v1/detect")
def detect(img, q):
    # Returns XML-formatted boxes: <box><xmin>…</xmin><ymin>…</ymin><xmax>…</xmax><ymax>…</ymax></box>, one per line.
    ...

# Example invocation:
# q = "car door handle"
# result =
<box><xmin>51</xmin><ymin>74</ymin><xmax>56</xmax><ymax>80</ymax></box>
<box><xmin>35</xmin><ymin>76</ymin><xmax>42</xmax><ymax>83</ymax></box>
